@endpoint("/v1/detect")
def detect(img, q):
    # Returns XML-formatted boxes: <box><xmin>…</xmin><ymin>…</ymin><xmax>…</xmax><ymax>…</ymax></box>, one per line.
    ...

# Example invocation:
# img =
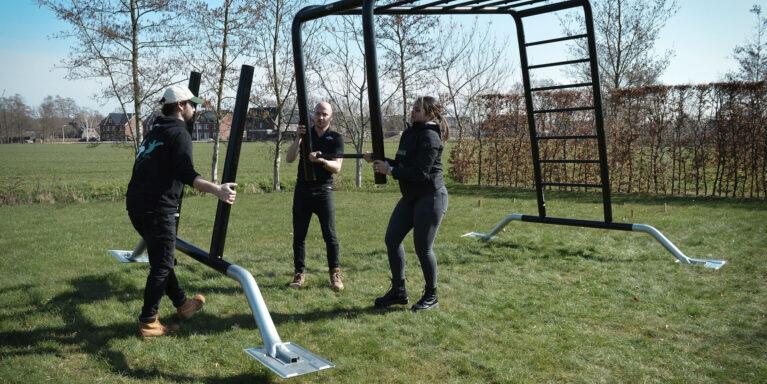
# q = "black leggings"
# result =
<box><xmin>384</xmin><ymin>186</ymin><xmax>448</xmax><ymax>290</ymax></box>
<box><xmin>129</xmin><ymin>211</ymin><xmax>187</xmax><ymax>322</ymax></box>
<box><xmin>292</xmin><ymin>185</ymin><xmax>340</xmax><ymax>273</ymax></box>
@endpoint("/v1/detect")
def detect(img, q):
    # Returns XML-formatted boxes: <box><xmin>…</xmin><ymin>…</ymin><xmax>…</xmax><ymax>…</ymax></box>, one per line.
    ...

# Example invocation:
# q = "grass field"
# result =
<box><xmin>0</xmin><ymin>144</ymin><xmax>766</xmax><ymax>383</ymax></box>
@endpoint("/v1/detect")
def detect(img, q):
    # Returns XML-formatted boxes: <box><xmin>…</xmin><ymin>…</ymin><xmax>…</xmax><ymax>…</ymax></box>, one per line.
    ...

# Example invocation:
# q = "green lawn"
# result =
<box><xmin>0</xmin><ymin>143</ymin><xmax>765</xmax><ymax>383</ymax></box>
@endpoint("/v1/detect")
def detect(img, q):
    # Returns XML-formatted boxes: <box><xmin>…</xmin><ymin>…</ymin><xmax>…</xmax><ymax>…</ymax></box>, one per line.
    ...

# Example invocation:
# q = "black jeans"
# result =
<box><xmin>385</xmin><ymin>186</ymin><xmax>448</xmax><ymax>290</ymax></box>
<box><xmin>292</xmin><ymin>185</ymin><xmax>340</xmax><ymax>273</ymax></box>
<box><xmin>129</xmin><ymin>211</ymin><xmax>187</xmax><ymax>322</ymax></box>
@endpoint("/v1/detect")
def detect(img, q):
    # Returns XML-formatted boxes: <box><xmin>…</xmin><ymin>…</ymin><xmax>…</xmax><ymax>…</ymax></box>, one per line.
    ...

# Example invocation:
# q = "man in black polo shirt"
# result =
<box><xmin>126</xmin><ymin>85</ymin><xmax>237</xmax><ymax>337</ymax></box>
<box><xmin>286</xmin><ymin>101</ymin><xmax>344</xmax><ymax>291</ymax></box>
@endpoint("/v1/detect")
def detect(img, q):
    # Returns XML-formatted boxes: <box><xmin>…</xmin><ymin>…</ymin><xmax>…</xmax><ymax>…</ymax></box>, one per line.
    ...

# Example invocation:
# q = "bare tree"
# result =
<box><xmin>377</xmin><ymin>14</ymin><xmax>439</xmax><ymax>120</ymax></box>
<box><xmin>728</xmin><ymin>4</ymin><xmax>767</xmax><ymax>82</ymax></box>
<box><xmin>37</xmin><ymin>95</ymin><xmax>79</xmax><ymax>141</ymax></box>
<box><xmin>184</xmin><ymin>0</ymin><xmax>261</xmax><ymax>182</ymax></box>
<box><xmin>560</xmin><ymin>0</ymin><xmax>679</xmax><ymax>91</ymax></box>
<box><xmin>39</xmin><ymin>0</ymin><xmax>187</xmax><ymax>153</ymax></box>
<box><xmin>434</xmin><ymin>17</ymin><xmax>514</xmax><ymax>142</ymax></box>
<box><xmin>312</xmin><ymin>16</ymin><xmax>399</xmax><ymax>187</ymax></box>
<box><xmin>251</xmin><ymin>0</ymin><xmax>320</xmax><ymax>191</ymax></box>
<box><xmin>0</xmin><ymin>95</ymin><xmax>34</xmax><ymax>143</ymax></box>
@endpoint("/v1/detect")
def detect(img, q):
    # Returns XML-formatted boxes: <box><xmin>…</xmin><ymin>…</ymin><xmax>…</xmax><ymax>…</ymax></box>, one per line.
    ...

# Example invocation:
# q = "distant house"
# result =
<box><xmin>140</xmin><ymin>110</ymin><xmax>233</xmax><ymax>141</ymax></box>
<box><xmin>244</xmin><ymin>107</ymin><xmax>300</xmax><ymax>141</ymax></box>
<box><xmin>195</xmin><ymin>110</ymin><xmax>233</xmax><ymax>141</ymax></box>
<box><xmin>80</xmin><ymin>126</ymin><xmax>100</xmax><ymax>141</ymax></box>
<box><xmin>99</xmin><ymin>113</ymin><xmax>135</xmax><ymax>141</ymax></box>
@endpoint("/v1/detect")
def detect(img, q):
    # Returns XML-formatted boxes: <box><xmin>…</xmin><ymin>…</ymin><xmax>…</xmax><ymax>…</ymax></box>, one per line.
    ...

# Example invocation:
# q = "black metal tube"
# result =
<box><xmin>583</xmin><ymin>1</ymin><xmax>613</xmax><ymax>223</ymax></box>
<box><xmin>513</xmin><ymin>14</ymin><xmax>546</xmax><ymax>217</ymax></box>
<box><xmin>318</xmin><ymin>153</ymin><xmax>365</xmax><ymax>159</ymax></box>
<box><xmin>209</xmin><ymin>65</ymin><xmax>254</xmax><ymax>259</ymax></box>
<box><xmin>362</xmin><ymin>0</ymin><xmax>387</xmax><ymax>184</ymax></box>
<box><xmin>293</xmin><ymin>0</ymin><xmax>362</xmax><ymax>22</ymax></box>
<box><xmin>176</xmin><ymin>237</ymin><xmax>231</xmax><ymax>274</ymax></box>
<box><xmin>516</xmin><ymin>0</ymin><xmax>582</xmax><ymax>17</ymax></box>
<box><xmin>291</xmin><ymin>10</ymin><xmax>316</xmax><ymax>183</ymax></box>
<box><xmin>519</xmin><ymin>215</ymin><xmax>633</xmax><ymax>231</ymax></box>
<box><xmin>176</xmin><ymin>71</ymin><xmax>202</xmax><ymax>232</ymax></box>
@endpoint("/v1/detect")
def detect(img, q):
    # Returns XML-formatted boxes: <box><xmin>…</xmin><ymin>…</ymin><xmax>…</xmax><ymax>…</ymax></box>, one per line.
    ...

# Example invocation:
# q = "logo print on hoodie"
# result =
<box><xmin>135</xmin><ymin>139</ymin><xmax>164</xmax><ymax>164</ymax></box>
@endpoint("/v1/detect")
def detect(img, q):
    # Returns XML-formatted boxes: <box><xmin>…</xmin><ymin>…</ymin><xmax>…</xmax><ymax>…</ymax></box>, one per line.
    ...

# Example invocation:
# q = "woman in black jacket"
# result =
<box><xmin>365</xmin><ymin>96</ymin><xmax>449</xmax><ymax>311</ymax></box>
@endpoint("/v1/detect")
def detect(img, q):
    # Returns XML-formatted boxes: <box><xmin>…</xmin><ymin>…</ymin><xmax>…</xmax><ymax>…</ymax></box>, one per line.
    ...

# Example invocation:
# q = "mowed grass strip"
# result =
<box><xmin>0</xmin><ymin>187</ymin><xmax>765</xmax><ymax>383</ymax></box>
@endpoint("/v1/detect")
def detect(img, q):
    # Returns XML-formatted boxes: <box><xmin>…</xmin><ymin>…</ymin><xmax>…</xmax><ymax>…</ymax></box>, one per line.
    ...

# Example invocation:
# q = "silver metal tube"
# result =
<box><xmin>632</xmin><ymin>224</ymin><xmax>726</xmax><ymax>269</ymax></box>
<box><xmin>465</xmin><ymin>214</ymin><xmax>524</xmax><ymax>241</ymax></box>
<box><xmin>130</xmin><ymin>240</ymin><xmax>146</xmax><ymax>259</ymax></box>
<box><xmin>226</xmin><ymin>264</ymin><xmax>299</xmax><ymax>362</ymax></box>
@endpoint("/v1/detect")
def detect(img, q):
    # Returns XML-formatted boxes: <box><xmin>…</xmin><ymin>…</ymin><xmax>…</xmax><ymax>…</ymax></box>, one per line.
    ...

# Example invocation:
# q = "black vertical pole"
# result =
<box><xmin>583</xmin><ymin>1</ymin><xmax>613</xmax><ymax>223</ymax></box>
<box><xmin>209</xmin><ymin>65</ymin><xmax>254</xmax><ymax>259</ymax></box>
<box><xmin>362</xmin><ymin>0</ymin><xmax>387</xmax><ymax>184</ymax></box>
<box><xmin>513</xmin><ymin>14</ymin><xmax>546</xmax><ymax>217</ymax></box>
<box><xmin>291</xmin><ymin>12</ymin><xmax>316</xmax><ymax>183</ymax></box>
<box><xmin>176</xmin><ymin>71</ymin><xmax>202</xmax><ymax>231</ymax></box>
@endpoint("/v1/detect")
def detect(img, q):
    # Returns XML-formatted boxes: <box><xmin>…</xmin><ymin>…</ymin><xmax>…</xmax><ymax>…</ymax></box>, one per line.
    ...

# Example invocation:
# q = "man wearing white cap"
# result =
<box><xmin>126</xmin><ymin>84</ymin><xmax>237</xmax><ymax>337</ymax></box>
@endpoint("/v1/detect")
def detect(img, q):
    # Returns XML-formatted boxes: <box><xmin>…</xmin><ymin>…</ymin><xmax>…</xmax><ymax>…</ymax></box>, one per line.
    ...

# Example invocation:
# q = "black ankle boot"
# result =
<box><xmin>411</xmin><ymin>287</ymin><xmax>438</xmax><ymax>311</ymax></box>
<box><xmin>374</xmin><ymin>279</ymin><xmax>408</xmax><ymax>307</ymax></box>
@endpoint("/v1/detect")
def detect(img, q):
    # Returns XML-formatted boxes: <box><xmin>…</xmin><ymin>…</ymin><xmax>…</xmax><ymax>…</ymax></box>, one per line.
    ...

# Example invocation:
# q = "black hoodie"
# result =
<box><xmin>126</xmin><ymin>115</ymin><xmax>200</xmax><ymax>214</ymax></box>
<box><xmin>387</xmin><ymin>121</ymin><xmax>445</xmax><ymax>200</ymax></box>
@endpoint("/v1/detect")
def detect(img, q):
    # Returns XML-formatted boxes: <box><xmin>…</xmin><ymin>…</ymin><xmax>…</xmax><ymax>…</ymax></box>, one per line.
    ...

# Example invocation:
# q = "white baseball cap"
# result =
<box><xmin>159</xmin><ymin>85</ymin><xmax>204</xmax><ymax>105</ymax></box>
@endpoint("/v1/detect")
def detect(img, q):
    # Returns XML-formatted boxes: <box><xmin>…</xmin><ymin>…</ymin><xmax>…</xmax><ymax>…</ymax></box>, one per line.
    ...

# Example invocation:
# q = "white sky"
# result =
<box><xmin>0</xmin><ymin>0</ymin><xmax>764</xmax><ymax>113</ymax></box>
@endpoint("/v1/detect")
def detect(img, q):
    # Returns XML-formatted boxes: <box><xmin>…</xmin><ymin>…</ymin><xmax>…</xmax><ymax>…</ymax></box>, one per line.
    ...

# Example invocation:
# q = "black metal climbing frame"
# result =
<box><xmin>291</xmin><ymin>1</ymin><xmax>727</xmax><ymax>269</ymax></box>
<box><xmin>292</xmin><ymin>0</ymin><xmax>611</xmax><ymax>217</ymax></box>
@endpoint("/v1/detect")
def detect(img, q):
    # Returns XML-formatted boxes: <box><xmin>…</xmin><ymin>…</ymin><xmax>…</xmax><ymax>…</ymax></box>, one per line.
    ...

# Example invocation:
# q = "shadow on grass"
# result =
<box><xmin>0</xmin><ymin>273</ymin><xmax>276</xmax><ymax>384</ymax></box>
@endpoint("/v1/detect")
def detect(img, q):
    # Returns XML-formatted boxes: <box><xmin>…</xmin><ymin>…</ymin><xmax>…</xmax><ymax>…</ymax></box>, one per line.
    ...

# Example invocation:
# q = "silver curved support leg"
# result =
<box><xmin>227</xmin><ymin>265</ymin><xmax>334</xmax><ymax>378</ymax></box>
<box><xmin>632</xmin><ymin>224</ymin><xmax>726</xmax><ymax>269</ymax></box>
<box><xmin>462</xmin><ymin>214</ymin><xmax>524</xmax><ymax>241</ymax></box>
<box><xmin>108</xmin><ymin>240</ymin><xmax>148</xmax><ymax>263</ymax></box>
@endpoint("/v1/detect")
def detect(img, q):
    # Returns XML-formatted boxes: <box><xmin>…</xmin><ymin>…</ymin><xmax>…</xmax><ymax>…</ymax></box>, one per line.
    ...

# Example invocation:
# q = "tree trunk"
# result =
<box><xmin>130</xmin><ymin>0</ymin><xmax>142</xmax><ymax>152</ymax></box>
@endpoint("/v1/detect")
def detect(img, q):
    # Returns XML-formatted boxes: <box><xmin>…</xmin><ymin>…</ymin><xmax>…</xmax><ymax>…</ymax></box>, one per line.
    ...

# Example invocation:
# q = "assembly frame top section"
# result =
<box><xmin>294</xmin><ymin>0</ymin><xmax>584</xmax><ymax>21</ymax></box>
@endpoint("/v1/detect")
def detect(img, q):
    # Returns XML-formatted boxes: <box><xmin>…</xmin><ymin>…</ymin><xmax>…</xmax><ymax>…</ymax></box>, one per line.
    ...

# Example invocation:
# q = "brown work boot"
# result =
<box><xmin>289</xmin><ymin>272</ymin><xmax>305</xmax><ymax>289</ymax></box>
<box><xmin>138</xmin><ymin>317</ymin><xmax>179</xmax><ymax>338</ymax></box>
<box><xmin>329</xmin><ymin>267</ymin><xmax>344</xmax><ymax>292</ymax></box>
<box><xmin>176</xmin><ymin>294</ymin><xmax>205</xmax><ymax>320</ymax></box>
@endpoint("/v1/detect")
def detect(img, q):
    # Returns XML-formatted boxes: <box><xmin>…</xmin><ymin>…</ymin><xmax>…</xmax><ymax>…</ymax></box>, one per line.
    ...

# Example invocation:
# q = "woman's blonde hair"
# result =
<box><xmin>415</xmin><ymin>96</ymin><xmax>449</xmax><ymax>141</ymax></box>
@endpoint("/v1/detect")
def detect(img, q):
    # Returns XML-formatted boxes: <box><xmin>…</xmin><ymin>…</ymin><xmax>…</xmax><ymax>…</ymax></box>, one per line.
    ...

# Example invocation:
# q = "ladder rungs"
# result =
<box><xmin>533</xmin><ymin>106</ymin><xmax>594</xmax><ymax>114</ymax></box>
<box><xmin>527</xmin><ymin>58</ymin><xmax>590</xmax><ymax>70</ymax></box>
<box><xmin>531</xmin><ymin>82</ymin><xmax>593</xmax><ymax>92</ymax></box>
<box><xmin>542</xmin><ymin>182</ymin><xmax>604</xmax><ymax>188</ymax></box>
<box><xmin>525</xmin><ymin>34</ymin><xmax>589</xmax><ymax>47</ymax></box>
<box><xmin>540</xmin><ymin>159</ymin><xmax>601</xmax><ymax>164</ymax></box>
<box><xmin>537</xmin><ymin>135</ymin><xmax>598</xmax><ymax>140</ymax></box>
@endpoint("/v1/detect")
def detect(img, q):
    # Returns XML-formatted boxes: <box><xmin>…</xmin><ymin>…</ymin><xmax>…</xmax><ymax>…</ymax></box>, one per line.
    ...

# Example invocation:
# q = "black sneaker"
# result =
<box><xmin>411</xmin><ymin>288</ymin><xmax>438</xmax><ymax>311</ymax></box>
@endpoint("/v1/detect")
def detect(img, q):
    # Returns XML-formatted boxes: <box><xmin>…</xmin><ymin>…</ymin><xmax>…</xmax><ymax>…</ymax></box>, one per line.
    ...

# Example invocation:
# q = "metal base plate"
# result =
<box><xmin>109</xmin><ymin>250</ymin><xmax>148</xmax><ymax>263</ymax></box>
<box><xmin>244</xmin><ymin>342</ymin><xmax>334</xmax><ymax>379</ymax></box>
<box><xmin>462</xmin><ymin>232</ymin><xmax>492</xmax><ymax>241</ymax></box>
<box><xmin>701</xmin><ymin>259</ymin><xmax>727</xmax><ymax>270</ymax></box>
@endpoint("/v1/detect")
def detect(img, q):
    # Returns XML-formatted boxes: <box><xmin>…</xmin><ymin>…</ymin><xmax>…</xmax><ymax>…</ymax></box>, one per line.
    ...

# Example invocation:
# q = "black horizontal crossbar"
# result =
<box><xmin>540</xmin><ymin>159</ymin><xmax>601</xmax><ymax>164</ymax></box>
<box><xmin>536</xmin><ymin>134</ymin><xmax>598</xmax><ymax>140</ymax></box>
<box><xmin>519</xmin><ymin>215</ymin><xmax>634</xmax><ymax>231</ymax></box>
<box><xmin>528</xmin><ymin>58</ymin><xmax>590</xmax><ymax>70</ymax></box>
<box><xmin>525</xmin><ymin>33</ymin><xmax>589</xmax><ymax>47</ymax></box>
<box><xmin>533</xmin><ymin>106</ymin><xmax>594</xmax><ymax>114</ymax></box>
<box><xmin>531</xmin><ymin>82</ymin><xmax>593</xmax><ymax>92</ymax></box>
<box><xmin>542</xmin><ymin>182</ymin><xmax>604</xmax><ymax>188</ymax></box>
<box><xmin>318</xmin><ymin>153</ymin><xmax>365</xmax><ymax>159</ymax></box>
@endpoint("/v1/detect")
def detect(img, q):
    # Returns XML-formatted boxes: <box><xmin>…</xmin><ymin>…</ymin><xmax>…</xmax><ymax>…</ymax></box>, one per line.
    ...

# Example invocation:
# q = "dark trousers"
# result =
<box><xmin>292</xmin><ymin>185</ymin><xmax>340</xmax><ymax>273</ymax></box>
<box><xmin>384</xmin><ymin>186</ymin><xmax>448</xmax><ymax>290</ymax></box>
<box><xmin>129</xmin><ymin>211</ymin><xmax>187</xmax><ymax>322</ymax></box>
